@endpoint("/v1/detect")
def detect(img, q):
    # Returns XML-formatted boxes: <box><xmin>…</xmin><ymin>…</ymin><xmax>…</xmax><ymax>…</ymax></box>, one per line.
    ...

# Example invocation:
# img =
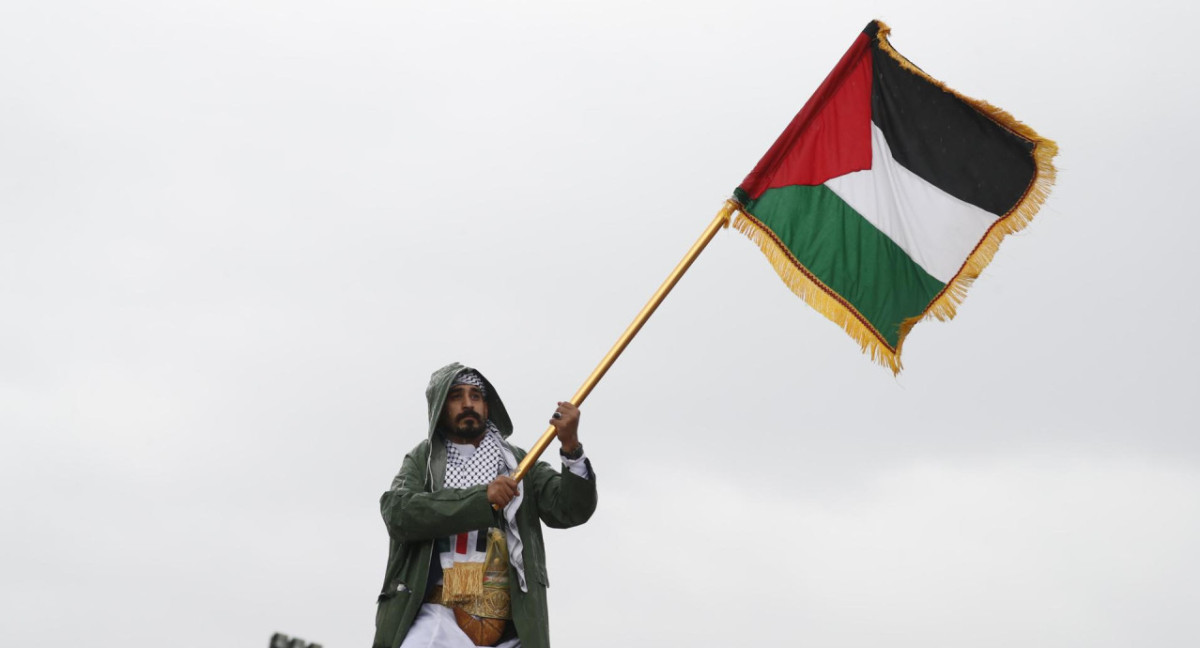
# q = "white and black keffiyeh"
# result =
<box><xmin>441</xmin><ymin>423</ymin><xmax>527</xmax><ymax>591</ymax></box>
<box><xmin>444</xmin><ymin>423</ymin><xmax>506</xmax><ymax>489</ymax></box>
<box><xmin>450</xmin><ymin>370</ymin><xmax>487</xmax><ymax>397</ymax></box>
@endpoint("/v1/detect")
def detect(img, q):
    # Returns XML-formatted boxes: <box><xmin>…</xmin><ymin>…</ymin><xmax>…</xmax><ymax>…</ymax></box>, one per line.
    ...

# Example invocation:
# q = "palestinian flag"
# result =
<box><xmin>732</xmin><ymin>20</ymin><xmax>1057</xmax><ymax>373</ymax></box>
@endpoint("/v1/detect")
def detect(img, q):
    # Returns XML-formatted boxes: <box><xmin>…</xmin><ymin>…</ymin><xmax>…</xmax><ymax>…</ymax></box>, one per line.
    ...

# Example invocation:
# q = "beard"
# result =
<box><xmin>442</xmin><ymin>412</ymin><xmax>486</xmax><ymax>441</ymax></box>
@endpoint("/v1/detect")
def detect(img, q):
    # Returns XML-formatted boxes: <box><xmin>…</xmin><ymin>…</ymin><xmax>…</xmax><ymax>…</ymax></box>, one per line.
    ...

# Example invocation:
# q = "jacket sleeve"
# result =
<box><xmin>526</xmin><ymin>458</ymin><xmax>598</xmax><ymax>529</ymax></box>
<box><xmin>380</xmin><ymin>449</ymin><xmax>497</xmax><ymax>543</ymax></box>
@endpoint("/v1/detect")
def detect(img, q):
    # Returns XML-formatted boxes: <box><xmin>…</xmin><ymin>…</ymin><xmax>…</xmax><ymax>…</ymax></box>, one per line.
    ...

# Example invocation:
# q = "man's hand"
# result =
<box><xmin>551</xmin><ymin>401</ymin><xmax>581</xmax><ymax>454</ymax></box>
<box><xmin>487</xmin><ymin>475</ymin><xmax>519</xmax><ymax>509</ymax></box>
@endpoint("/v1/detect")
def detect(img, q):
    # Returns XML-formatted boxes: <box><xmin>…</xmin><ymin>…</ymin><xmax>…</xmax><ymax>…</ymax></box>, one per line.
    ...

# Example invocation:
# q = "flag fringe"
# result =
<box><xmin>732</xmin><ymin>209</ymin><xmax>903</xmax><ymax>373</ymax></box>
<box><xmin>874</xmin><ymin>20</ymin><xmax>1059</xmax><ymax>334</ymax></box>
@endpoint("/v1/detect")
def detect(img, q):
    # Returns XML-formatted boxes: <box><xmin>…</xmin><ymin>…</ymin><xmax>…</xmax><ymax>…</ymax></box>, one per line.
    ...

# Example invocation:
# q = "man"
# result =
<box><xmin>374</xmin><ymin>363</ymin><xmax>597</xmax><ymax>648</ymax></box>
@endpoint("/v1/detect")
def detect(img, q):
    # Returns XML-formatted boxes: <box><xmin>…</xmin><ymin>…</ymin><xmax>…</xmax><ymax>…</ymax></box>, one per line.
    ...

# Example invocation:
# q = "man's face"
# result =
<box><xmin>440</xmin><ymin>384</ymin><xmax>489</xmax><ymax>441</ymax></box>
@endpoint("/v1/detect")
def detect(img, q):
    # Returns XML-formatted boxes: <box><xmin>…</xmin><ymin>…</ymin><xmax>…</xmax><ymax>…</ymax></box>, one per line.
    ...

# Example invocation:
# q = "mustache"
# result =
<box><xmin>455</xmin><ymin>411</ymin><xmax>482</xmax><ymax>423</ymax></box>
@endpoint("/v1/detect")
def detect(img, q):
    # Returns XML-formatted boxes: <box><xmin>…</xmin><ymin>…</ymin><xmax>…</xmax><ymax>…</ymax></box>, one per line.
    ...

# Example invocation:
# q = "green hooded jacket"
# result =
<box><xmin>373</xmin><ymin>363</ymin><xmax>597</xmax><ymax>648</ymax></box>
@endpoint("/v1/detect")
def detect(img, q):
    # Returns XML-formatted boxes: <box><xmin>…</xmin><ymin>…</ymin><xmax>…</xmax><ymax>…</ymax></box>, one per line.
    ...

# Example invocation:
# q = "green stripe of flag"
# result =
<box><xmin>742</xmin><ymin>184</ymin><xmax>946</xmax><ymax>347</ymax></box>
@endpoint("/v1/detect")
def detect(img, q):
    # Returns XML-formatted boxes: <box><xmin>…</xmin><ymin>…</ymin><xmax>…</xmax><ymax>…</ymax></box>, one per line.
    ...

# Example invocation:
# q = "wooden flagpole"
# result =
<box><xmin>511</xmin><ymin>199</ymin><xmax>738</xmax><ymax>483</ymax></box>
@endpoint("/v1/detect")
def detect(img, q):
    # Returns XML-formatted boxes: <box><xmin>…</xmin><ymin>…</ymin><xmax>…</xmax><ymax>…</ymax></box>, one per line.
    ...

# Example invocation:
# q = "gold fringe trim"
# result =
<box><xmin>731</xmin><ymin>22</ymin><xmax>1058</xmax><ymax>374</ymax></box>
<box><xmin>732</xmin><ymin>211</ymin><xmax>904</xmax><ymax>374</ymax></box>
<box><xmin>441</xmin><ymin>562</ymin><xmax>485</xmax><ymax>604</ymax></box>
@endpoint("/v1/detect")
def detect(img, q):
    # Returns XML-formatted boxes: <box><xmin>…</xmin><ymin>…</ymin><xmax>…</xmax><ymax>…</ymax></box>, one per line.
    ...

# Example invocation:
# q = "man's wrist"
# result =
<box><xmin>559</xmin><ymin>442</ymin><xmax>584</xmax><ymax>460</ymax></box>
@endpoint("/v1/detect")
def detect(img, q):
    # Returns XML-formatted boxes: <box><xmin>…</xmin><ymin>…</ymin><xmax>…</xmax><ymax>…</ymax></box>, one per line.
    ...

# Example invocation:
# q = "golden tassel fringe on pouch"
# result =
<box><xmin>441</xmin><ymin>562</ymin><xmax>485</xmax><ymax>605</ymax></box>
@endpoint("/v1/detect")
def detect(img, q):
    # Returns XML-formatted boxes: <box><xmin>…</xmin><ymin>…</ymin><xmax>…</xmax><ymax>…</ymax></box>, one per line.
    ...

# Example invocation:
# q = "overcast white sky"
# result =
<box><xmin>3</xmin><ymin>1</ymin><xmax>1199</xmax><ymax>647</ymax></box>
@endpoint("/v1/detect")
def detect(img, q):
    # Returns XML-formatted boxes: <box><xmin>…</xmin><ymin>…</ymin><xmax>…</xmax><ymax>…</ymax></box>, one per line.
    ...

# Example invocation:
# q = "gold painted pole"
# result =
<box><xmin>511</xmin><ymin>200</ymin><xmax>738</xmax><ymax>483</ymax></box>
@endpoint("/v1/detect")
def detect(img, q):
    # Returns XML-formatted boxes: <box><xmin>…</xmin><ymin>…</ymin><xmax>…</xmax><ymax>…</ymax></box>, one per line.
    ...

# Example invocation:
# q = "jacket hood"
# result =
<box><xmin>424</xmin><ymin>362</ymin><xmax>513</xmax><ymax>441</ymax></box>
